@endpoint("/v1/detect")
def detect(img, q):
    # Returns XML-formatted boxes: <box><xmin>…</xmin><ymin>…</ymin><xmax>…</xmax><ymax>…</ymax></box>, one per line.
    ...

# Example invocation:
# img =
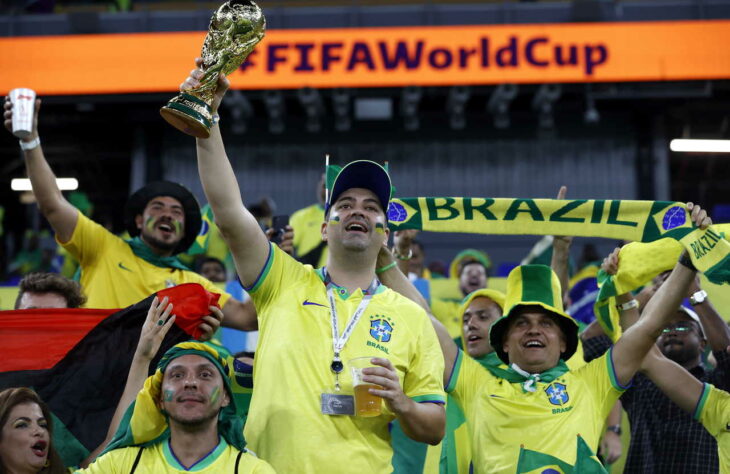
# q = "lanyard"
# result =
<box><xmin>323</xmin><ymin>268</ymin><xmax>379</xmax><ymax>390</ymax></box>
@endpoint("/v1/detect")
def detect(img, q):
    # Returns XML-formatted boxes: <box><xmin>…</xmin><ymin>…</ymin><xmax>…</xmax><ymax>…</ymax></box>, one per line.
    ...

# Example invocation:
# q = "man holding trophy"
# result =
<box><xmin>175</xmin><ymin>3</ymin><xmax>447</xmax><ymax>473</ymax></box>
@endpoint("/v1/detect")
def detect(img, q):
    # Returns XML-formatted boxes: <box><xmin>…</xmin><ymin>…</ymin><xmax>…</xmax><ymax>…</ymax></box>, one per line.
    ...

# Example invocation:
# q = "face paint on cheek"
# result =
<box><xmin>145</xmin><ymin>217</ymin><xmax>156</xmax><ymax>232</ymax></box>
<box><xmin>328</xmin><ymin>215</ymin><xmax>340</xmax><ymax>225</ymax></box>
<box><xmin>210</xmin><ymin>386</ymin><xmax>221</xmax><ymax>404</ymax></box>
<box><xmin>374</xmin><ymin>222</ymin><xmax>386</xmax><ymax>235</ymax></box>
<box><xmin>172</xmin><ymin>220</ymin><xmax>182</xmax><ymax>234</ymax></box>
<box><xmin>163</xmin><ymin>389</ymin><xmax>174</xmax><ymax>402</ymax></box>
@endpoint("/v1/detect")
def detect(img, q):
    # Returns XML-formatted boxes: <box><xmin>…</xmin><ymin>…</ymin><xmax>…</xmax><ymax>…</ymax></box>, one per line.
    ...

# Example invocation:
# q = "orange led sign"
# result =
<box><xmin>1</xmin><ymin>20</ymin><xmax>729</xmax><ymax>95</ymax></box>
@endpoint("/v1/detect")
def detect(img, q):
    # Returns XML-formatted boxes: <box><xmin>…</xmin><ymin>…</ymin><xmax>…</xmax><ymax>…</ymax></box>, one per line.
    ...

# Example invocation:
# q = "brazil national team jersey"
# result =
<box><xmin>245</xmin><ymin>244</ymin><xmax>446</xmax><ymax>474</ymax></box>
<box><xmin>696</xmin><ymin>383</ymin><xmax>730</xmax><ymax>474</ymax></box>
<box><xmin>59</xmin><ymin>211</ymin><xmax>230</xmax><ymax>309</ymax></box>
<box><xmin>430</xmin><ymin>298</ymin><xmax>462</xmax><ymax>341</ymax></box>
<box><xmin>447</xmin><ymin>348</ymin><xmax>626</xmax><ymax>473</ymax></box>
<box><xmin>76</xmin><ymin>438</ymin><xmax>273</xmax><ymax>473</ymax></box>
<box><xmin>290</xmin><ymin>203</ymin><xmax>328</xmax><ymax>268</ymax></box>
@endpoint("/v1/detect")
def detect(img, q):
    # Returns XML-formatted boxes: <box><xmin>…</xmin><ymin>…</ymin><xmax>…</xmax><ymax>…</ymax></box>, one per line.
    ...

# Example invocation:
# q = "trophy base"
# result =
<box><xmin>160</xmin><ymin>93</ymin><xmax>213</xmax><ymax>138</ymax></box>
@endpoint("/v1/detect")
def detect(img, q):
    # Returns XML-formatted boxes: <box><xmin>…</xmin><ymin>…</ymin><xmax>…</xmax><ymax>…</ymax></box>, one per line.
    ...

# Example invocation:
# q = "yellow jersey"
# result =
<box><xmin>696</xmin><ymin>383</ymin><xmax>730</xmax><ymax>474</ymax></box>
<box><xmin>290</xmin><ymin>203</ymin><xmax>328</xmax><ymax>268</ymax></box>
<box><xmin>447</xmin><ymin>348</ymin><xmax>625</xmax><ymax>473</ymax></box>
<box><xmin>75</xmin><ymin>438</ymin><xmax>274</xmax><ymax>473</ymax></box>
<box><xmin>59</xmin><ymin>211</ymin><xmax>230</xmax><ymax>309</ymax></box>
<box><xmin>431</xmin><ymin>298</ymin><xmax>463</xmax><ymax>340</ymax></box>
<box><xmin>245</xmin><ymin>244</ymin><xmax>446</xmax><ymax>473</ymax></box>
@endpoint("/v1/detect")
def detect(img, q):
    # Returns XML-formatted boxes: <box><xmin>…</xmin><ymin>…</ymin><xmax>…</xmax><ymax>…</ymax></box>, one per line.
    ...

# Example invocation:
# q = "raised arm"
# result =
<box><xmin>3</xmin><ymin>97</ymin><xmax>78</xmax><ymax>242</ymax></box>
<box><xmin>376</xmin><ymin>246</ymin><xmax>458</xmax><ymax>387</ymax></box>
<box><xmin>611</xmin><ymin>203</ymin><xmax>710</xmax><ymax>387</ymax></box>
<box><xmin>82</xmin><ymin>297</ymin><xmax>177</xmax><ymax>466</ymax></box>
<box><xmin>550</xmin><ymin>186</ymin><xmax>572</xmax><ymax>300</ymax></box>
<box><xmin>640</xmin><ymin>345</ymin><xmax>704</xmax><ymax>413</ymax></box>
<box><xmin>185</xmin><ymin>61</ymin><xmax>270</xmax><ymax>287</ymax></box>
<box><xmin>686</xmin><ymin>275</ymin><xmax>730</xmax><ymax>352</ymax></box>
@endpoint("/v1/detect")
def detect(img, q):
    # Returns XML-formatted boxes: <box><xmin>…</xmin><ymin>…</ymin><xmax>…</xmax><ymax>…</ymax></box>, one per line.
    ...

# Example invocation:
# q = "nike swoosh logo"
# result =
<box><xmin>489</xmin><ymin>395</ymin><xmax>503</xmax><ymax>399</ymax></box>
<box><xmin>303</xmin><ymin>300</ymin><xmax>327</xmax><ymax>308</ymax></box>
<box><xmin>118</xmin><ymin>262</ymin><xmax>133</xmax><ymax>272</ymax></box>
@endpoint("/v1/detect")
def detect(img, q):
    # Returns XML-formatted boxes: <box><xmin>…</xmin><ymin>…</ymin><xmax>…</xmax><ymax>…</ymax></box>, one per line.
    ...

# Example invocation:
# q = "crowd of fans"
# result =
<box><xmin>0</xmin><ymin>67</ymin><xmax>728</xmax><ymax>474</ymax></box>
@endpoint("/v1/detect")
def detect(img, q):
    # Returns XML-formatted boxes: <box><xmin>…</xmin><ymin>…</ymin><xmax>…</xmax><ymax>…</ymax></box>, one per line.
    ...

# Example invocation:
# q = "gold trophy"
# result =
<box><xmin>160</xmin><ymin>0</ymin><xmax>265</xmax><ymax>138</ymax></box>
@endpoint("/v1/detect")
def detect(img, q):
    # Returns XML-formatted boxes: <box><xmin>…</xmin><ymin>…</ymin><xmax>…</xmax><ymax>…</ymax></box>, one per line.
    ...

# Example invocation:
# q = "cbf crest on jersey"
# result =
<box><xmin>370</xmin><ymin>315</ymin><xmax>394</xmax><ymax>343</ymax></box>
<box><xmin>545</xmin><ymin>382</ymin><xmax>569</xmax><ymax>406</ymax></box>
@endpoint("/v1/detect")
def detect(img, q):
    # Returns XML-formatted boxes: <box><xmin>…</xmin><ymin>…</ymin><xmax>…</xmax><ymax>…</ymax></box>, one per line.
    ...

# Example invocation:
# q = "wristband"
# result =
<box><xmin>606</xmin><ymin>425</ymin><xmax>622</xmax><ymax>435</ymax></box>
<box><xmin>19</xmin><ymin>137</ymin><xmax>40</xmax><ymax>151</ymax></box>
<box><xmin>616</xmin><ymin>299</ymin><xmax>639</xmax><ymax>311</ymax></box>
<box><xmin>376</xmin><ymin>262</ymin><xmax>397</xmax><ymax>274</ymax></box>
<box><xmin>394</xmin><ymin>248</ymin><xmax>413</xmax><ymax>261</ymax></box>
<box><xmin>678</xmin><ymin>252</ymin><xmax>697</xmax><ymax>272</ymax></box>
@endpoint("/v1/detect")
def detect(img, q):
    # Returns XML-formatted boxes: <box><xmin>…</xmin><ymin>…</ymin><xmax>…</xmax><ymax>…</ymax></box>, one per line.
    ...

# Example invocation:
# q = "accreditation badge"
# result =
<box><xmin>321</xmin><ymin>393</ymin><xmax>355</xmax><ymax>416</ymax></box>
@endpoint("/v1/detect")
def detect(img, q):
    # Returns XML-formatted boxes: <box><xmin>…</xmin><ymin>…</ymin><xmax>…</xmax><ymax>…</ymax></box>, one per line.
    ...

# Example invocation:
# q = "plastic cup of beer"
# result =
<box><xmin>8</xmin><ymin>88</ymin><xmax>36</xmax><ymax>139</ymax></box>
<box><xmin>350</xmin><ymin>357</ymin><xmax>383</xmax><ymax>417</ymax></box>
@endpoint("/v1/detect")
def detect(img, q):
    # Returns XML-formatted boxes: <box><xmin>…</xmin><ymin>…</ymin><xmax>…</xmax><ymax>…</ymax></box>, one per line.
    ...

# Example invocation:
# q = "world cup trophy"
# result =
<box><xmin>160</xmin><ymin>0</ymin><xmax>265</xmax><ymax>138</ymax></box>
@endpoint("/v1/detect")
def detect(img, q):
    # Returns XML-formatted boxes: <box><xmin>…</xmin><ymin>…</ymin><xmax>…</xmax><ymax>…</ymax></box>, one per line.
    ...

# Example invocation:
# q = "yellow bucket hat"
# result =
<box><xmin>489</xmin><ymin>265</ymin><xmax>579</xmax><ymax>364</ymax></box>
<box><xmin>458</xmin><ymin>288</ymin><xmax>506</xmax><ymax>317</ymax></box>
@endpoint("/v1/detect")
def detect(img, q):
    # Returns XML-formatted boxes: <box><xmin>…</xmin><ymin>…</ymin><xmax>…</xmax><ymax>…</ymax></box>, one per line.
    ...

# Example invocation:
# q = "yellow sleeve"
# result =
<box><xmin>73</xmin><ymin>447</ymin><xmax>137</xmax><ymax>473</ymax></box>
<box><xmin>251</xmin><ymin>458</ymin><xmax>277</xmax><ymax>474</ymax></box>
<box><xmin>246</xmin><ymin>243</ymin><xmax>310</xmax><ymax>316</ymax></box>
<box><xmin>430</xmin><ymin>298</ymin><xmax>461</xmax><ymax>339</ymax></box>
<box><xmin>696</xmin><ymin>384</ymin><xmax>730</xmax><ymax>437</ymax></box>
<box><xmin>446</xmin><ymin>349</ymin><xmax>490</xmax><ymax>414</ymax></box>
<box><xmin>57</xmin><ymin>210</ymin><xmax>116</xmax><ymax>267</ymax></box>
<box><xmin>402</xmin><ymin>306</ymin><xmax>447</xmax><ymax>404</ymax></box>
<box><xmin>573</xmin><ymin>347</ymin><xmax>628</xmax><ymax>417</ymax></box>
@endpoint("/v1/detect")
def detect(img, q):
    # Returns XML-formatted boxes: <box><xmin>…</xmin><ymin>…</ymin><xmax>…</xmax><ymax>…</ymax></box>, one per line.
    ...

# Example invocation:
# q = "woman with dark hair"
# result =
<box><xmin>0</xmin><ymin>387</ymin><xmax>66</xmax><ymax>474</ymax></box>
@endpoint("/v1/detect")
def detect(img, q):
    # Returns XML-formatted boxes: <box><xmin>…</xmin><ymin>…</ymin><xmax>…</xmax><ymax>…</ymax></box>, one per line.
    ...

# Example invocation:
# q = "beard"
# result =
<box><xmin>140</xmin><ymin>228</ymin><xmax>179</xmax><ymax>252</ymax></box>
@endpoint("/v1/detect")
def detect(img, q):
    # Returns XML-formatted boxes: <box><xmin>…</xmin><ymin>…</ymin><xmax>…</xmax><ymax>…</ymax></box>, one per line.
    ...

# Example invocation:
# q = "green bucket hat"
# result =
<box><xmin>489</xmin><ymin>265</ymin><xmax>579</xmax><ymax>364</ymax></box>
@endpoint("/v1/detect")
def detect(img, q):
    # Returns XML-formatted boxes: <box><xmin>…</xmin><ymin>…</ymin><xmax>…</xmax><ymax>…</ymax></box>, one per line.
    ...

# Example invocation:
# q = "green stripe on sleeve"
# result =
<box><xmin>607</xmin><ymin>347</ymin><xmax>631</xmax><ymax>391</ymax></box>
<box><xmin>412</xmin><ymin>394</ymin><xmax>446</xmax><ymax>404</ymax></box>
<box><xmin>446</xmin><ymin>349</ymin><xmax>464</xmax><ymax>393</ymax></box>
<box><xmin>693</xmin><ymin>383</ymin><xmax>712</xmax><ymax>421</ymax></box>
<box><xmin>245</xmin><ymin>243</ymin><xmax>274</xmax><ymax>293</ymax></box>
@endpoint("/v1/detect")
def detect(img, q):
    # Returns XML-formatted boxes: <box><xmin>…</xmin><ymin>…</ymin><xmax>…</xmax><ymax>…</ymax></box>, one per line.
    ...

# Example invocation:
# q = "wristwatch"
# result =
<box><xmin>690</xmin><ymin>290</ymin><xmax>708</xmax><ymax>306</ymax></box>
<box><xmin>616</xmin><ymin>299</ymin><xmax>639</xmax><ymax>312</ymax></box>
<box><xmin>606</xmin><ymin>425</ymin><xmax>622</xmax><ymax>435</ymax></box>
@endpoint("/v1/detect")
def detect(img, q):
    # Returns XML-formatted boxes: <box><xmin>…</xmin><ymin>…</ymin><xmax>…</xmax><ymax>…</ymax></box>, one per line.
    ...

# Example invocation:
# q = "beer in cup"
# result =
<box><xmin>9</xmin><ymin>88</ymin><xmax>36</xmax><ymax>139</ymax></box>
<box><xmin>349</xmin><ymin>356</ymin><xmax>383</xmax><ymax>417</ymax></box>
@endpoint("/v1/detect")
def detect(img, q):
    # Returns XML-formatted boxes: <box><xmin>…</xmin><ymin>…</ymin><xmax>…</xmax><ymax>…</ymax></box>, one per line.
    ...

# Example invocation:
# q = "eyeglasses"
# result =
<box><xmin>662</xmin><ymin>324</ymin><xmax>694</xmax><ymax>334</ymax></box>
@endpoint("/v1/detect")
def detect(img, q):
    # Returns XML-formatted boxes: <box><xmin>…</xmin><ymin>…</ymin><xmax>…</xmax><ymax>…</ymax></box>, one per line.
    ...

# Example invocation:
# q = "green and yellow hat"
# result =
<box><xmin>103</xmin><ymin>341</ymin><xmax>246</xmax><ymax>456</ymax></box>
<box><xmin>449</xmin><ymin>249</ymin><xmax>492</xmax><ymax>279</ymax></box>
<box><xmin>458</xmin><ymin>288</ymin><xmax>506</xmax><ymax>317</ymax></box>
<box><xmin>489</xmin><ymin>265</ymin><xmax>579</xmax><ymax>364</ymax></box>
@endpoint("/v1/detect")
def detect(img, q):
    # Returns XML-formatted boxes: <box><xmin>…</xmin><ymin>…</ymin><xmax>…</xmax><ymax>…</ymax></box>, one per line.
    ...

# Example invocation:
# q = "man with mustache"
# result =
<box><xmin>378</xmin><ymin>203</ymin><xmax>713</xmax><ymax>473</ymax></box>
<box><xmin>3</xmin><ymin>97</ymin><xmax>258</xmax><ymax>331</ymax></box>
<box><xmin>186</xmin><ymin>63</ymin><xmax>446</xmax><ymax>473</ymax></box>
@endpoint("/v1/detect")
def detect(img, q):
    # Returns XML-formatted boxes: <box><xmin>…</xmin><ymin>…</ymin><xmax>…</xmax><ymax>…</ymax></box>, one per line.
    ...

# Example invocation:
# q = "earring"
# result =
<box><xmin>44</xmin><ymin>459</ymin><xmax>50</xmax><ymax>467</ymax></box>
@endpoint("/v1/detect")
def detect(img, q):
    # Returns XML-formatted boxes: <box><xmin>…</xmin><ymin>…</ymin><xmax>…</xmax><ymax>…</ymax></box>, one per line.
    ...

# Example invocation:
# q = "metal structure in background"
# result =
<box><xmin>0</xmin><ymin>0</ymin><xmax>728</xmax><ymax>268</ymax></box>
